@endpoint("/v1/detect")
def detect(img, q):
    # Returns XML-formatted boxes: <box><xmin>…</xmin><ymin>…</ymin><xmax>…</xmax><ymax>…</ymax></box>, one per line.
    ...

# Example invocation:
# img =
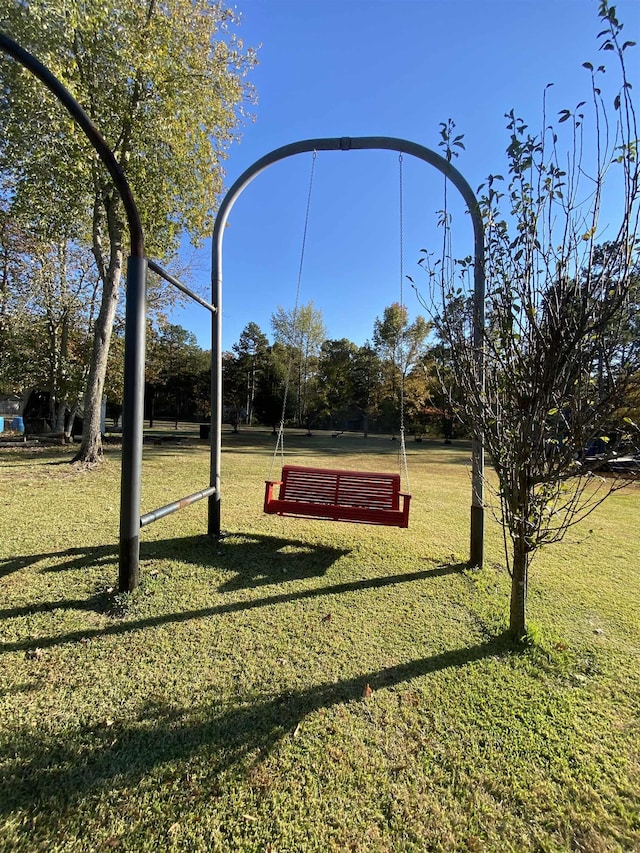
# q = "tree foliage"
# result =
<box><xmin>373</xmin><ymin>302</ymin><xmax>431</xmax><ymax>432</ymax></box>
<box><xmin>219</xmin><ymin>305</ymin><xmax>434</xmax><ymax>439</ymax></box>
<box><xmin>146</xmin><ymin>322</ymin><xmax>209</xmax><ymax>426</ymax></box>
<box><xmin>0</xmin><ymin>198</ymin><xmax>100</xmax><ymax>434</ymax></box>
<box><xmin>316</xmin><ymin>338</ymin><xmax>358</xmax><ymax>427</ymax></box>
<box><xmin>0</xmin><ymin>0</ymin><xmax>256</xmax><ymax>460</ymax></box>
<box><xmin>232</xmin><ymin>322</ymin><xmax>269</xmax><ymax>425</ymax></box>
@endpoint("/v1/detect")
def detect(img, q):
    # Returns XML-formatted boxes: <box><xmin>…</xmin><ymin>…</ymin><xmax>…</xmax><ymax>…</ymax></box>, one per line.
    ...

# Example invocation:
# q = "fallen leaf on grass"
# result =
<box><xmin>322</xmin><ymin>613</ymin><xmax>332</xmax><ymax>623</ymax></box>
<box><xmin>26</xmin><ymin>648</ymin><xmax>43</xmax><ymax>660</ymax></box>
<box><xmin>362</xmin><ymin>683</ymin><xmax>373</xmax><ymax>698</ymax></box>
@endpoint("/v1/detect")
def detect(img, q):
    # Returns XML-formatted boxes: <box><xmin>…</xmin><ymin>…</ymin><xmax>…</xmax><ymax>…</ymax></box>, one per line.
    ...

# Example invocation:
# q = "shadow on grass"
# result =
<box><xmin>143</xmin><ymin>532</ymin><xmax>350</xmax><ymax>592</ymax></box>
<box><xmin>0</xmin><ymin>532</ymin><xmax>345</xmax><ymax>586</ymax></box>
<box><xmin>0</xmin><ymin>544</ymin><xmax>116</xmax><ymax>580</ymax></box>
<box><xmin>0</xmin><ymin>630</ymin><xmax>516</xmax><ymax>820</ymax></box>
<box><xmin>0</xmin><ymin>540</ymin><xmax>466</xmax><ymax>652</ymax></box>
<box><xmin>0</xmin><ymin>681</ymin><xmax>43</xmax><ymax>698</ymax></box>
<box><xmin>0</xmin><ymin>590</ymin><xmax>120</xmax><ymax>621</ymax></box>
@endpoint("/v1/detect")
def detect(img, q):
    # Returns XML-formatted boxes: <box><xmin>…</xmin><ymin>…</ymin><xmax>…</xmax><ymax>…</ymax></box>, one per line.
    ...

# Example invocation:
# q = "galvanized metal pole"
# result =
<box><xmin>119</xmin><ymin>256</ymin><xmax>147</xmax><ymax>590</ymax></box>
<box><xmin>209</xmin><ymin>235</ymin><xmax>223</xmax><ymax>538</ymax></box>
<box><xmin>209</xmin><ymin>137</ymin><xmax>485</xmax><ymax>566</ymax></box>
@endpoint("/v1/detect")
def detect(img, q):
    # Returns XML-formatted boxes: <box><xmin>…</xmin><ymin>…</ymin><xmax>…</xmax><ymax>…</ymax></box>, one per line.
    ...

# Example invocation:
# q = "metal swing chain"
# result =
<box><xmin>269</xmin><ymin>150</ymin><xmax>318</xmax><ymax>479</ymax></box>
<box><xmin>398</xmin><ymin>153</ymin><xmax>410</xmax><ymax>493</ymax></box>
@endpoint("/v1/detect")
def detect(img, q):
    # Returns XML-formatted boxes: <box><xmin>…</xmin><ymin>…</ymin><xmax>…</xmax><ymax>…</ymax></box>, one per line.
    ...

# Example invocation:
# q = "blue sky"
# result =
<box><xmin>170</xmin><ymin>0</ymin><xmax>640</xmax><ymax>352</ymax></box>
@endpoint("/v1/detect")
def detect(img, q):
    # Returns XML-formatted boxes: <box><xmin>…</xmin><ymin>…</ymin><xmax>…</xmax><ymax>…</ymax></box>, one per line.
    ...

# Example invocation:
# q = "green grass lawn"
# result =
<box><xmin>1</xmin><ymin>428</ymin><xmax>638</xmax><ymax>852</ymax></box>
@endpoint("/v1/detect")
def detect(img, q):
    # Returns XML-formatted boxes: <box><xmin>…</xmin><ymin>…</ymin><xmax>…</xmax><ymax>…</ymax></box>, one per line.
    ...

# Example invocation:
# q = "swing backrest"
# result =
<box><xmin>281</xmin><ymin>465</ymin><xmax>401</xmax><ymax>510</ymax></box>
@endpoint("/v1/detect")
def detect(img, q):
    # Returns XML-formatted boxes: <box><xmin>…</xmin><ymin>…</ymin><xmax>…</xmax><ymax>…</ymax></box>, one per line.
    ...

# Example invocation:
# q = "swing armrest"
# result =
<box><xmin>399</xmin><ymin>492</ymin><xmax>411</xmax><ymax>527</ymax></box>
<box><xmin>264</xmin><ymin>478</ymin><xmax>283</xmax><ymax>511</ymax></box>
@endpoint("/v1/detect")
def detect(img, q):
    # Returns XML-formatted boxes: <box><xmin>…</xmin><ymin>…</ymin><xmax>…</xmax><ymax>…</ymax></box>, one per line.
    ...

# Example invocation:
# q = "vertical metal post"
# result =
<box><xmin>469</xmin><ymin>235</ymin><xmax>485</xmax><ymax>568</ymax></box>
<box><xmin>119</xmin><ymin>255</ymin><xmax>148</xmax><ymax>591</ymax></box>
<box><xmin>0</xmin><ymin>35</ymin><xmax>150</xmax><ymax>589</ymax></box>
<box><xmin>209</xmin><ymin>236</ymin><xmax>222</xmax><ymax>538</ymax></box>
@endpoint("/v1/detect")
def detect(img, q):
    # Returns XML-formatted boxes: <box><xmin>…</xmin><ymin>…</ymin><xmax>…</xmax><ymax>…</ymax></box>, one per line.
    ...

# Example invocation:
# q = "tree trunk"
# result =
<box><xmin>248</xmin><ymin>360</ymin><xmax>256</xmax><ymax>425</ymax></box>
<box><xmin>73</xmin><ymin>190</ymin><xmax>124</xmax><ymax>465</ymax></box>
<box><xmin>54</xmin><ymin>398</ymin><xmax>67</xmax><ymax>434</ymax></box>
<box><xmin>509</xmin><ymin>535</ymin><xmax>529</xmax><ymax>639</ymax></box>
<box><xmin>65</xmin><ymin>399</ymin><xmax>80</xmax><ymax>443</ymax></box>
<box><xmin>73</xmin><ymin>283</ymin><xmax>119</xmax><ymax>462</ymax></box>
<box><xmin>73</xmin><ymin>221</ymin><xmax>123</xmax><ymax>462</ymax></box>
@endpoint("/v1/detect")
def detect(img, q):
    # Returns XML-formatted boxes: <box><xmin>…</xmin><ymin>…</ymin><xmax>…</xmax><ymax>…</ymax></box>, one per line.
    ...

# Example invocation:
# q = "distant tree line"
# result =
<box><xmin>221</xmin><ymin>301</ymin><xmax>453</xmax><ymax>438</ymax></box>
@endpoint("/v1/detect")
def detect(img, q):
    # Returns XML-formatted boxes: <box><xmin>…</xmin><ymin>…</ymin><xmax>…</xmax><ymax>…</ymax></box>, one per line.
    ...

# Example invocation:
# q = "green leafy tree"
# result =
<box><xmin>0</xmin><ymin>198</ymin><xmax>100</xmax><ymax>435</ymax></box>
<box><xmin>0</xmin><ymin>201</ymin><xmax>40</xmax><ymax>393</ymax></box>
<box><xmin>222</xmin><ymin>350</ymin><xmax>244</xmax><ymax>433</ymax></box>
<box><xmin>0</xmin><ymin>0</ymin><xmax>256</xmax><ymax>461</ymax></box>
<box><xmin>147</xmin><ymin>323</ymin><xmax>208</xmax><ymax>426</ymax></box>
<box><xmin>271</xmin><ymin>300</ymin><xmax>326</xmax><ymax>429</ymax></box>
<box><xmin>349</xmin><ymin>343</ymin><xmax>384</xmax><ymax>437</ymax></box>
<box><xmin>232</xmin><ymin>322</ymin><xmax>269</xmax><ymax>425</ymax></box>
<box><xmin>254</xmin><ymin>342</ymin><xmax>291</xmax><ymax>434</ymax></box>
<box><xmin>33</xmin><ymin>239</ymin><xmax>100</xmax><ymax>436</ymax></box>
<box><xmin>403</xmin><ymin>354</ymin><xmax>442</xmax><ymax>438</ymax></box>
<box><xmin>316</xmin><ymin>338</ymin><xmax>358</xmax><ymax>429</ymax></box>
<box><xmin>373</xmin><ymin>303</ymin><xmax>430</xmax><ymax>433</ymax></box>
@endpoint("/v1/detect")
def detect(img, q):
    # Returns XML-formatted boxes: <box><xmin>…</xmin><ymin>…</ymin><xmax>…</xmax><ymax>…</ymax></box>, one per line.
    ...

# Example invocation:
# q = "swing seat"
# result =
<box><xmin>264</xmin><ymin>465</ymin><xmax>411</xmax><ymax>528</ymax></box>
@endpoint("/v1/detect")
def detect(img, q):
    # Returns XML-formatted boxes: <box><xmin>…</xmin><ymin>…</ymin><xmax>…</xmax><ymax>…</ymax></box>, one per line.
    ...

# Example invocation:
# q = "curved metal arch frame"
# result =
<box><xmin>209</xmin><ymin>137</ymin><xmax>485</xmax><ymax>567</ymax></box>
<box><xmin>0</xmin><ymin>32</ymin><xmax>148</xmax><ymax>590</ymax></box>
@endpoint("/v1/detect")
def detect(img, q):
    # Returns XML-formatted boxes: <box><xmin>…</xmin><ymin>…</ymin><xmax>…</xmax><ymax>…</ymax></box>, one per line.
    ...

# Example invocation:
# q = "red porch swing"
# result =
<box><xmin>263</xmin><ymin>152</ymin><xmax>412</xmax><ymax>528</ymax></box>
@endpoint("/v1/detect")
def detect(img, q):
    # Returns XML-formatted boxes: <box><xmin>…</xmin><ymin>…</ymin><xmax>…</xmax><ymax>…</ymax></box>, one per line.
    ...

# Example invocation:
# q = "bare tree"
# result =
<box><xmin>416</xmin><ymin>1</ymin><xmax>639</xmax><ymax>639</ymax></box>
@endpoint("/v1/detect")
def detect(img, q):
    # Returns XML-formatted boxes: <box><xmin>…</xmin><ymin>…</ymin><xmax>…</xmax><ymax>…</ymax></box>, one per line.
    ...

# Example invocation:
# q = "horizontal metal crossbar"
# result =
<box><xmin>148</xmin><ymin>259</ymin><xmax>216</xmax><ymax>314</ymax></box>
<box><xmin>140</xmin><ymin>485</ymin><xmax>216</xmax><ymax>527</ymax></box>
